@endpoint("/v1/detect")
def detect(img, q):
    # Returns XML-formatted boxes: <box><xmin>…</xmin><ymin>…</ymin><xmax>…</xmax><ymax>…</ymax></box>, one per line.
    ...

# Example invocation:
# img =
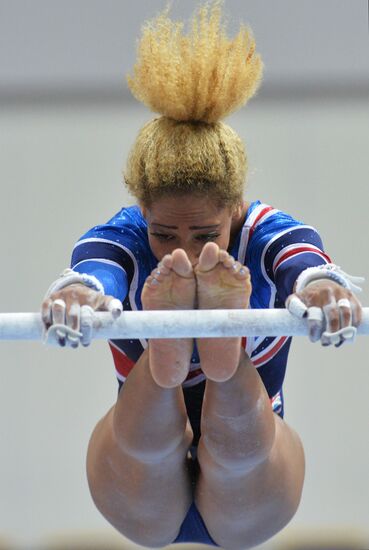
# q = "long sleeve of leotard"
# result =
<box><xmin>245</xmin><ymin>204</ymin><xmax>332</xmax><ymax>307</ymax></box>
<box><xmin>69</xmin><ymin>206</ymin><xmax>156</xmax><ymax>306</ymax></box>
<box><xmin>71</xmin><ymin>259</ymin><xmax>128</xmax><ymax>301</ymax></box>
<box><xmin>264</xmin><ymin>226</ymin><xmax>331</xmax><ymax>303</ymax></box>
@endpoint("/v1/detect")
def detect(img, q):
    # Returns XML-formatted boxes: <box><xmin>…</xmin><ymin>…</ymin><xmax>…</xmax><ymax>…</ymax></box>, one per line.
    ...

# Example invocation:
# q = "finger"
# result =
<box><xmin>337</xmin><ymin>298</ymin><xmax>352</xmax><ymax>328</ymax></box>
<box><xmin>307</xmin><ymin>307</ymin><xmax>324</xmax><ymax>343</ymax></box>
<box><xmin>52</xmin><ymin>299</ymin><xmax>67</xmax><ymax>346</ymax></box>
<box><xmin>107</xmin><ymin>298</ymin><xmax>123</xmax><ymax>319</ymax></box>
<box><xmin>286</xmin><ymin>295</ymin><xmax>308</xmax><ymax>319</ymax></box>
<box><xmin>321</xmin><ymin>296</ymin><xmax>342</xmax><ymax>346</ymax></box>
<box><xmin>321</xmin><ymin>332</ymin><xmax>333</xmax><ymax>347</ymax></box>
<box><xmin>52</xmin><ymin>298</ymin><xmax>66</xmax><ymax>323</ymax></box>
<box><xmin>351</xmin><ymin>297</ymin><xmax>363</xmax><ymax>327</ymax></box>
<box><xmin>322</xmin><ymin>326</ymin><xmax>357</xmax><ymax>347</ymax></box>
<box><xmin>323</xmin><ymin>297</ymin><xmax>339</xmax><ymax>334</ymax></box>
<box><xmin>322</xmin><ymin>297</ymin><xmax>354</xmax><ymax>347</ymax></box>
<box><xmin>41</xmin><ymin>298</ymin><xmax>53</xmax><ymax>328</ymax></box>
<box><xmin>336</xmin><ymin>298</ymin><xmax>357</xmax><ymax>346</ymax></box>
<box><xmin>66</xmin><ymin>303</ymin><xmax>81</xmax><ymax>348</ymax></box>
<box><xmin>80</xmin><ymin>305</ymin><xmax>94</xmax><ymax>347</ymax></box>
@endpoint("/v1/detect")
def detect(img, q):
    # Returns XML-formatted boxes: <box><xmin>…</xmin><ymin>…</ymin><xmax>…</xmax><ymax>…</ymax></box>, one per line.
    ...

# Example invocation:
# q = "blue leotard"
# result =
<box><xmin>70</xmin><ymin>200</ymin><xmax>331</xmax><ymax>545</ymax></box>
<box><xmin>71</xmin><ymin>200</ymin><xmax>330</xmax><ymax>420</ymax></box>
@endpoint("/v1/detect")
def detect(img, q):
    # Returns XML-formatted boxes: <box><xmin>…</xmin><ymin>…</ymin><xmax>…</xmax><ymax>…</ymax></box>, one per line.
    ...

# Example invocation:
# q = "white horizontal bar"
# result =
<box><xmin>0</xmin><ymin>308</ymin><xmax>368</xmax><ymax>341</ymax></box>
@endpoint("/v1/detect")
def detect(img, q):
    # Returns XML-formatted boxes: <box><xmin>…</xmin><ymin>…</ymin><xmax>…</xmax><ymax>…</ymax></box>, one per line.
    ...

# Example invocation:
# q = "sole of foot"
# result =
<box><xmin>195</xmin><ymin>242</ymin><xmax>251</xmax><ymax>382</ymax></box>
<box><xmin>141</xmin><ymin>249</ymin><xmax>196</xmax><ymax>388</ymax></box>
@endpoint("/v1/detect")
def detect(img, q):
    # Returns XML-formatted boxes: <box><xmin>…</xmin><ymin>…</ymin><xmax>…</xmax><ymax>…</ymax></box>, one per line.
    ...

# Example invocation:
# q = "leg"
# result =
<box><xmin>194</xmin><ymin>243</ymin><xmax>304</xmax><ymax>549</ymax></box>
<box><xmin>87</xmin><ymin>350</ymin><xmax>193</xmax><ymax>548</ymax></box>
<box><xmin>87</xmin><ymin>250</ymin><xmax>197</xmax><ymax>548</ymax></box>
<box><xmin>196</xmin><ymin>352</ymin><xmax>305</xmax><ymax>549</ymax></box>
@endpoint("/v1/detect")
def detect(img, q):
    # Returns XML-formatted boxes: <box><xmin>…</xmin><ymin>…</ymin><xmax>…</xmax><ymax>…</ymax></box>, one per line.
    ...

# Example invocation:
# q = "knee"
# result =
<box><xmin>206</xmin><ymin>488</ymin><xmax>303</xmax><ymax>550</ymax></box>
<box><xmin>200</xmin><ymin>416</ymin><xmax>276</xmax><ymax>471</ymax></box>
<box><xmin>87</xmin><ymin>442</ymin><xmax>182</xmax><ymax>548</ymax></box>
<box><xmin>86</xmin><ymin>415</ymin><xmax>190</xmax><ymax>549</ymax></box>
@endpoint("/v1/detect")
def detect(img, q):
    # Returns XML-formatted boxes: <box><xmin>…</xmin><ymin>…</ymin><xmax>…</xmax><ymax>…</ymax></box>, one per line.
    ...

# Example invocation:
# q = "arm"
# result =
<box><xmin>286</xmin><ymin>266</ymin><xmax>363</xmax><ymax>346</ymax></box>
<box><xmin>71</xmin><ymin>259</ymin><xmax>128</xmax><ymax>301</ymax></box>
<box><xmin>42</xmin><ymin>220</ymin><xmax>135</xmax><ymax>347</ymax></box>
<box><xmin>41</xmin><ymin>267</ymin><xmax>124</xmax><ymax>348</ymax></box>
<box><xmin>259</xmin><ymin>219</ymin><xmax>363</xmax><ymax>346</ymax></box>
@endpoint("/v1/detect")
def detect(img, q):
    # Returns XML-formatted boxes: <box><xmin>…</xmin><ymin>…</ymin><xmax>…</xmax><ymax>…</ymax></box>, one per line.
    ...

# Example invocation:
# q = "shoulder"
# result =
<box><xmin>71</xmin><ymin>205</ymin><xmax>155</xmax><ymax>271</ymax></box>
<box><xmin>246</xmin><ymin>201</ymin><xmax>304</xmax><ymax>237</ymax></box>
<box><xmin>73</xmin><ymin>205</ymin><xmax>150</xmax><ymax>252</ymax></box>
<box><xmin>244</xmin><ymin>201</ymin><xmax>324</xmax><ymax>255</ymax></box>
<box><xmin>234</xmin><ymin>201</ymin><xmax>304</xmax><ymax>263</ymax></box>
<box><xmin>78</xmin><ymin>205</ymin><xmax>147</xmax><ymax>241</ymax></box>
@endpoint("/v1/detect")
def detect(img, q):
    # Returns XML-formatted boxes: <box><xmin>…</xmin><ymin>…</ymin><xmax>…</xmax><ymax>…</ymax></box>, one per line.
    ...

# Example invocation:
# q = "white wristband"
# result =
<box><xmin>294</xmin><ymin>263</ymin><xmax>364</xmax><ymax>294</ymax></box>
<box><xmin>44</xmin><ymin>268</ymin><xmax>105</xmax><ymax>299</ymax></box>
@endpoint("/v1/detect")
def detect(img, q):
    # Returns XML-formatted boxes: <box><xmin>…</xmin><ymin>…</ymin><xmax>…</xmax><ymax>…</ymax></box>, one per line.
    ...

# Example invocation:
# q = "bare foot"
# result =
<box><xmin>141</xmin><ymin>249</ymin><xmax>196</xmax><ymax>388</ymax></box>
<box><xmin>195</xmin><ymin>242</ymin><xmax>252</xmax><ymax>382</ymax></box>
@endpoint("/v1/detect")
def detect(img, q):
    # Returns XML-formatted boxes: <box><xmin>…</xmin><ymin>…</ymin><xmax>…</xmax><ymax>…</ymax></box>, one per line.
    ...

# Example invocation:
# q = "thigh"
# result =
<box><xmin>87</xmin><ymin>406</ymin><xmax>194</xmax><ymax>548</ymax></box>
<box><xmin>195</xmin><ymin>414</ymin><xmax>305</xmax><ymax>549</ymax></box>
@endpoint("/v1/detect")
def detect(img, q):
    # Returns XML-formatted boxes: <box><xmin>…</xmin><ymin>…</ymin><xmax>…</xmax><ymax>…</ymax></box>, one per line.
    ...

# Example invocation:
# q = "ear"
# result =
<box><xmin>139</xmin><ymin>203</ymin><xmax>148</xmax><ymax>220</ymax></box>
<box><xmin>231</xmin><ymin>201</ymin><xmax>243</xmax><ymax>220</ymax></box>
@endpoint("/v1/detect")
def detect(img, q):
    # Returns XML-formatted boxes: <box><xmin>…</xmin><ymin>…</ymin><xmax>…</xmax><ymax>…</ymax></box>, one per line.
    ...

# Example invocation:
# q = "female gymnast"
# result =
<box><xmin>41</xmin><ymin>3</ymin><xmax>363</xmax><ymax>548</ymax></box>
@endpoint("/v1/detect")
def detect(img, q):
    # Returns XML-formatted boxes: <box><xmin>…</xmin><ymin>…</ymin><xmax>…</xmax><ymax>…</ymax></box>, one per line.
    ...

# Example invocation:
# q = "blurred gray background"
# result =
<box><xmin>0</xmin><ymin>1</ymin><xmax>368</xmax><ymax>549</ymax></box>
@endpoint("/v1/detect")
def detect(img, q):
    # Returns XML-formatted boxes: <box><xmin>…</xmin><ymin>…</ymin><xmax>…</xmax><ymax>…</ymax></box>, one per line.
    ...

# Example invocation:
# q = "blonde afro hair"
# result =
<box><xmin>124</xmin><ymin>0</ymin><xmax>263</xmax><ymax>207</ymax></box>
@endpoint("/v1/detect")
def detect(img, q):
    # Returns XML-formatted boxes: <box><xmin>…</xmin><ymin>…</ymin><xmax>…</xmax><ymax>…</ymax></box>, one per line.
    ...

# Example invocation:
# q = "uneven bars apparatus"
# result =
<box><xmin>0</xmin><ymin>308</ymin><xmax>368</xmax><ymax>341</ymax></box>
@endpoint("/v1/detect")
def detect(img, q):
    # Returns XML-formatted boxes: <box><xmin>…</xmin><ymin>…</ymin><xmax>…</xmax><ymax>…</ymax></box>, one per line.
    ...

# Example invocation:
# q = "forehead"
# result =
<box><xmin>147</xmin><ymin>195</ymin><xmax>228</xmax><ymax>225</ymax></box>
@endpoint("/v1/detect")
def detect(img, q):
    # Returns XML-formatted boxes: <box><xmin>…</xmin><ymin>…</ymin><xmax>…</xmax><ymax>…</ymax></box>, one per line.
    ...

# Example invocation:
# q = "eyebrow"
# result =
<box><xmin>151</xmin><ymin>223</ymin><xmax>221</xmax><ymax>230</ymax></box>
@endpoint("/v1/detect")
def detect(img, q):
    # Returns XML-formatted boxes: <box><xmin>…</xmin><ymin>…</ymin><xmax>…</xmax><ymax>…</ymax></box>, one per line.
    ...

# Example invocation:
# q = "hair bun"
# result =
<box><xmin>127</xmin><ymin>0</ymin><xmax>263</xmax><ymax>123</ymax></box>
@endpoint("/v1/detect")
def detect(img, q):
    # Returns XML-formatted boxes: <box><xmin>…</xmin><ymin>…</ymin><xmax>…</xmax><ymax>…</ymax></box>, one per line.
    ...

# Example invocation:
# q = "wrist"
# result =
<box><xmin>44</xmin><ymin>268</ymin><xmax>105</xmax><ymax>298</ymax></box>
<box><xmin>294</xmin><ymin>263</ymin><xmax>364</xmax><ymax>295</ymax></box>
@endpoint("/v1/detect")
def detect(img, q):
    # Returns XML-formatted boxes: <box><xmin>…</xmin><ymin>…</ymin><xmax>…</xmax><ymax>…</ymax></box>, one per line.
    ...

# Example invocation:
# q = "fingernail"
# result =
<box><xmin>68</xmin><ymin>335</ymin><xmax>80</xmax><ymax>347</ymax></box>
<box><xmin>112</xmin><ymin>309</ymin><xmax>121</xmax><ymax>319</ymax></box>
<box><xmin>309</xmin><ymin>324</ymin><xmax>322</xmax><ymax>342</ymax></box>
<box><xmin>321</xmin><ymin>334</ymin><xmax>330</xmax><ymax>346</ymax></box>
<box><xmin>331</xmin><ymin>334</ymin><xmax>341</xmax><ymax>346</ymax></box>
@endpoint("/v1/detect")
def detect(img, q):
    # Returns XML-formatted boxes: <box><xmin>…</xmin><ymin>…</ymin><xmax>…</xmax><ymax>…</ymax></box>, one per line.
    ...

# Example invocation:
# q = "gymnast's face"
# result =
<box><xmin>141</xmin><ymin>194</ymin><xmax>244</xmax><ymax>266</ymax></box>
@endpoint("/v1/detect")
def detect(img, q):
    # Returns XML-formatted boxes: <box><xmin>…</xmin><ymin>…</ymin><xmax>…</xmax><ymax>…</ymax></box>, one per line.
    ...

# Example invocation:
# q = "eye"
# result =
<box><xmin>195</xmin><ymin>232</ymin><xmax>220</xmax><ymax>242</ymax></box>
<box><xmin>150</xmin><ymin>232</ymin><xmax>175</xmax><ymax>241</ymax></box>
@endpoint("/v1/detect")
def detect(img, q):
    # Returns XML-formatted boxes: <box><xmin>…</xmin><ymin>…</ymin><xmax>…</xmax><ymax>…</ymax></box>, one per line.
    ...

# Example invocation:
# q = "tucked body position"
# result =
<box><xmin>41</xmin><ymin>3</ymin><xmax>363</xmax><ymax>549</ymax></box>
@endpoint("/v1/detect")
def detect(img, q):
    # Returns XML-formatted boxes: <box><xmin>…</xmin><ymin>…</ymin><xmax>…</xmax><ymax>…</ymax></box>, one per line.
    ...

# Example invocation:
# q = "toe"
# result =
<box><xmin>198</xmin><ymin>242</ymin><xmax>220</xmax><ymax>272</ymax></box>
<box><xmin>222</xmin><ymin>255</ymin><xmax>237</xmax><ymax>269</ymax></box>
<box><xmin>160</xmin><ymin>254</ymin><xmax>173</xmax><ymax>270</ymax></box>
<box><xmin>236</xmin><ymin>265</ymin><xmax>250</xmax><ymax>279</ymax></box>
<box><xmin>145</xmin><ymin>275</ymin><xmax>160</xmax><ymax>288</ymax></box>
<box><xmin>171</xmin><ymin>249</ymin><xmax>194</xmax><ymax>277</ymax></box>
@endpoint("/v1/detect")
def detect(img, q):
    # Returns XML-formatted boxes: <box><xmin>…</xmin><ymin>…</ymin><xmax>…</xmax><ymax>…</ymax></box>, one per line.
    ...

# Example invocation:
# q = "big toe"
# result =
<box><xmin>171</xmin><ymin>249</ymin><xmax>194</xmax><ymax>278</ymax></box>
<box><xmin>197</xmin><ymin>242</ymin><xmax>220</xmax><ymax>272</ymax></box>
